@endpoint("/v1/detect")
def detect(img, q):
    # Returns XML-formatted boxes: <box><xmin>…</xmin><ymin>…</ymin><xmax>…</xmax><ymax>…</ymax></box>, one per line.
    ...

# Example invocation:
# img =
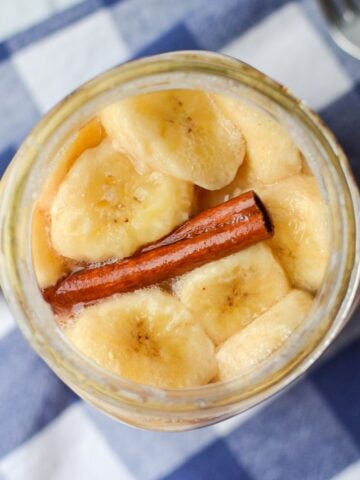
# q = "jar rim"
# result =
<box><xmin>1</xmin><ymin>50</ymin><xmax>359</xmax><ymax>418</ymax></box>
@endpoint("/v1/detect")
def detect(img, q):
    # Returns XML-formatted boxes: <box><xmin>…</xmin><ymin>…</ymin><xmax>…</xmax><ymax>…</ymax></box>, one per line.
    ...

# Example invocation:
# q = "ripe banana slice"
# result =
<box><xmin>50</xmin><ymin>139</ymin><xmax>194</xmax><ymax>263</ymax></box>
<box><xmin>202</xmin><ymin>96</ymin><xmax>302</xmax><ymax>207</ymax></box>
<box><xmin>174</xmin><ymin>244</ymin><xmax>290</xmax><ymax>345</ymax></box>
<box><xmin>33</xmin><ymin>119</ymin><xmax>105</xmax><ymax>287</ymax></box>
<box><xmin>38</xmin><ymin>118</ymin><xmax>105</xmax><ymax>210</ymax></box>
<box><xmin>216</xmin><ymin>290</ymin><xmax>313</xmax><ymax>381</ymax></box>
<box><xmin>100</xmin><ymin>90</ymin><xmax>246</xmax><ymax>190</ymax></box>
<box><xmin>257</xmin><ymin>174</ymin><xmax>330</xmax><ymax>292</ymax></box>
<box><xmin>65</xmin><ymin>288</ymin><xmax>217</xmax><ymax>388</ymax></box>
<box><xmin>32</xmin><ymin>207</ymin><xmax>71</xmax><ymax>288</ymax></box>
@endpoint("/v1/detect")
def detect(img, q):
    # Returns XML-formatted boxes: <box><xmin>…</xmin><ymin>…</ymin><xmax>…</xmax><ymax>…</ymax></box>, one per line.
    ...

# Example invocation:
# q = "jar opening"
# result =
<box><xmin>0</xmin><ymin>52</ymin><xmax>359</xmax><ymax>424</ymax></box>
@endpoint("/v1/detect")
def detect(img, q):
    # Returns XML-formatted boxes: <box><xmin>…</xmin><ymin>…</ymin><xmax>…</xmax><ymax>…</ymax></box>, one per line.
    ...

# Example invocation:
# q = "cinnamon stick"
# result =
<box><xmin>138</xmin><ymin>190</ymin><xmax>261</xmax><ymax>253</ymax></box>
<box><xmin>44</xmin><ymin>197</ymin><xmax>272</xmax><ymax>312</ymax></box>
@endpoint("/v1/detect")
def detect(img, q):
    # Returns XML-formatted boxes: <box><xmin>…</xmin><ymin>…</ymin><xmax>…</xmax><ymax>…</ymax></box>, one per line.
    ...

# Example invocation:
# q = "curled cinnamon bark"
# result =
<box><xmin>45</xmin><ymin>215</ymin><xmax>271</xmax><ymax>311</ymax></box>
<box><xmin>138</xmin><ymin>190</ymin><xmax>263</xmax><ymax>253</ymax></box>
<box><xmin>43</xmin><ymin>192</ymin><xmax>272</xmax><ymax>312</ymax></box>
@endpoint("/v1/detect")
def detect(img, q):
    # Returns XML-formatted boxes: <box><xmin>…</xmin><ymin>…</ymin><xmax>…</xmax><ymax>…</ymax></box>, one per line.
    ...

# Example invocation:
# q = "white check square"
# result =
<box><xmin>333</xmin><ymin>460</ymin><xmax>360</xmax><ymax>480</ymax></box>
<box><xmin>0</xmin><ymin>0</ymin><xmax>54</xmax><ymax>41</ymax></box>
<box><xmin>222</xmin><ymin>2</ymin><xmax>352</xmax><ymax>109</ymax></box>
<box><xmin>0</xmin><ymin>404</ymin><xmax>134</xmax><ymax>480</ymax></box>
<box><xmin>13</xmin><ymin>10</ymin><xmax>129</xmax><ymax>112</ymax></box>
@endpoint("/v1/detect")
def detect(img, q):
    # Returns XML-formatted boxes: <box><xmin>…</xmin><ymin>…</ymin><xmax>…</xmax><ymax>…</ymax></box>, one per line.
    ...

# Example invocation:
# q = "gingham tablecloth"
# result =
<box><xmin>0</xmin><ymin>1</ymin><xmax>359</xmax><ymax>479</ymax></box>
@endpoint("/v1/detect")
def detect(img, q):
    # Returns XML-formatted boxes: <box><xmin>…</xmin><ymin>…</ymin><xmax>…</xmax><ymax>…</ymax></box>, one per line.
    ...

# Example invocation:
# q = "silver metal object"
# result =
<box><xmin>319</xmin><ymin>0</ymin><xmax>360</xmax><ymax>60</ymax></box>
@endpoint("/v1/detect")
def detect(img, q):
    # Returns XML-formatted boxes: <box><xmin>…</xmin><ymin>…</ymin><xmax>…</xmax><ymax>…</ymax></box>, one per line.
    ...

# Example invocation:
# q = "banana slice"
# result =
<box><xmin>100</xmin><ymin>90</ymin><xmax>246</xmax><ymax>190</ymax></box>
<box><xmin>32</xmin><ymin>119</ymin><xmax>105</xmax><ymax>287</ymax></box>
<box><xmin>216</xmin><ymin>290</ymin><xmax>313</xmax><ymax>381</ymax></box>
<box><xmin>65</xmin><ymin>288</ymin><xmax>217</xmax><ymax>388</ymax></box>
<box><xmin>174</xmin><ymin>244</ymin><xmax>290</xmax><ymax>345</ymax></box>
<box><xmin>202</xmin><ymin>96</ymin><xmax>302</xmax><ymax>207</ymax></box>
<box><xmin>257</xmin><ymin>174</ymin><xmax>330</xmax><ymax>292</ymax></box>
<box><xmin>50</xmin><ymin>139</ymin><xmax>194</xmax><ymax>262</ymax></box>
<box><xmin>32</xmin><ymin>207</ymin><xmax>71</xmax><ymax>288</ymax></box>
<box><xmin>38</xmin><ymin>118</ymin><xmax>105</xmax><ymax>210</ymax></box>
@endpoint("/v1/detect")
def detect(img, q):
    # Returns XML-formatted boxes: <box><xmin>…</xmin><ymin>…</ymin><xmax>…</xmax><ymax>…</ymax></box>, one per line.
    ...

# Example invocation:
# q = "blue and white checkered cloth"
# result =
<box><xmin>0</xmin><ymin>1</ymin><xmax>359</xmax><ymax>478</ymax></box>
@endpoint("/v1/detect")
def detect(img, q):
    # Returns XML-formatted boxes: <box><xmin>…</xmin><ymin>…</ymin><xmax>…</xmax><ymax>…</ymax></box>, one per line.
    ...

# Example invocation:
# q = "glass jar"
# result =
<box><xmin>0</xmin><ymin>51</ymin><xmax>359</xmax><ymax>431</ymax></box>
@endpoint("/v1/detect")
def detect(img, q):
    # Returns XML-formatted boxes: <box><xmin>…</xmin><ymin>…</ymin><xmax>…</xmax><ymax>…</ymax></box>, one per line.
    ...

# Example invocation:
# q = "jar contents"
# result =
<box><xmin>33</xmin><ymin>90</ymin><xmax>330</xmax><ymax>388</ymax></box>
